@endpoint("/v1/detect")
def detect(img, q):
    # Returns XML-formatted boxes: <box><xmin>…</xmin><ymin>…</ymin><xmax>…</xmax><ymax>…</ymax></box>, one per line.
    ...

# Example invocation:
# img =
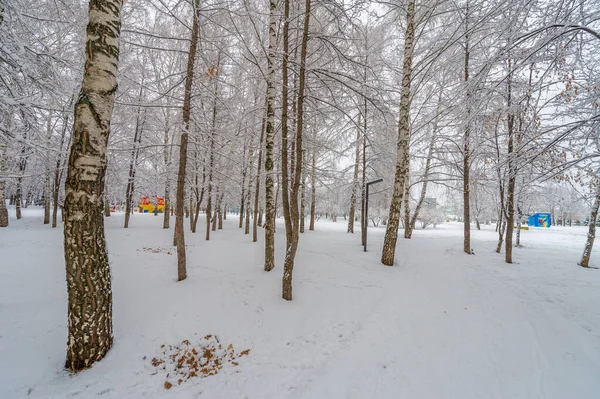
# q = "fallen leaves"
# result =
<box><xmin>146</xmin><ymin>335</ymin><xmax>251</xmax><ymax>389</ymax></box>
<box><xmin>138</xmin><ymin>247</ymin><xmax>173</xmax><ymax>255</ymax></box>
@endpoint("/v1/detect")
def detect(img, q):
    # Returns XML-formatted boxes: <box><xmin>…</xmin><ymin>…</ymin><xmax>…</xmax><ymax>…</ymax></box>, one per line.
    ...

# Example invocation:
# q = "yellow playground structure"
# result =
<box><xmin>139</xmin><ymin>196</ymin><xmax>165</xmax><ymax>213</ymax></box>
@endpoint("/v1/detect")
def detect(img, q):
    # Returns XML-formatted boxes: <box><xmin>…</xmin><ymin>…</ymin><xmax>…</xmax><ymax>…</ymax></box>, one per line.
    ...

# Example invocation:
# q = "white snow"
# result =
<box><xmin>1</xmin><ymin>207</ymin><xmax>599</xmax><ymax>398</ymax></box>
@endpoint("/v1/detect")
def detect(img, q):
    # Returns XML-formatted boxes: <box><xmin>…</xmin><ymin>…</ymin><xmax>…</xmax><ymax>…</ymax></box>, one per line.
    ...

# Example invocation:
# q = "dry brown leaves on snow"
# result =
<box><xmin>145</xmin><ymin>335</ymin><xmax>251</xmax><ymax>389</ymax></box>
<box><xmin>138</xmin><ymin>247</ymin><xmax>173</xmax><ymax>255</ymax></box>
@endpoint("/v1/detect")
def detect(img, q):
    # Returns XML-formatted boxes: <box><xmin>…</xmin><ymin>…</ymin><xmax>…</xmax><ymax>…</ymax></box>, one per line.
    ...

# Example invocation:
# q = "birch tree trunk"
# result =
<box><xmin>44</xmin><ymin>115</ymin><xmax>52</xmax><ymax>224</ymax></box>
<box><xmin>381</xmin><ymin>0</ymin><xmax>415</xmax><ymax>266</ymax></box>
<box><xmin>0</xmin><ymin>118</ymin><xmax>8</xmax><ymax>227</ymax></box>
<box><xmin>174</xmin><ymin>0</ymin><xmax>201</xmax><ymax>281</ymax></box>
<box><xmin>245</xmin><ymin>135</ymin><xmax>254</xmax><ymax>235</ymax></box>
<box><xmin>162</xmin><ymin>113</ymin><xmax>172</xmax><ymax>229</ymax></box>
<box><xmin>309</xmin><ymin>149</ymin><xmax>316</xmax><ymax>231</ymax></box>
<box><xmin>239</xmin><ymin>147</ymin><xmax>246</xmax><ymax>229</ymax></box>
<box><xmin>579</xmin><ymin>184</ymin><xmax>600</xmax><ymax>267</ymax></box>
<box><xmin>300</xmin><ymin>151</ymin><xmax>306</xmax><ymax>233</ymax></box>
<box><xmin>63</xmin><ymin>0</ymin><xmax>123</xmax><ymax>372</ymax></box>
<box><xmin>263</xmin><ymin>0</ymin><xmax>277</xmax><ymax>271</ymax></box>
<box><xmin>402</xmin><ymin>175</ymin><xmax>410</xmax><ymax>238</ymax></box>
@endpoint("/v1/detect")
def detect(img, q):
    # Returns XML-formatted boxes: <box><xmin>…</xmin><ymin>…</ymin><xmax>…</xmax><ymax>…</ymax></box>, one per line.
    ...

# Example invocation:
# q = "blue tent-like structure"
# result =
<box><xmin>528</xmin><ymin>213</ymin><xmax>551</xmax><ymax>228</ymax></box>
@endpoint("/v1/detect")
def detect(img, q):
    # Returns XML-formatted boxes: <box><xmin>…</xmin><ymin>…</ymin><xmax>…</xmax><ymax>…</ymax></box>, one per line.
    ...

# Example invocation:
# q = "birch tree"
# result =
<box><xmin>63</xmin><ymin>0</ymin><xmax>123</xmax><ymax>372</ymax></box>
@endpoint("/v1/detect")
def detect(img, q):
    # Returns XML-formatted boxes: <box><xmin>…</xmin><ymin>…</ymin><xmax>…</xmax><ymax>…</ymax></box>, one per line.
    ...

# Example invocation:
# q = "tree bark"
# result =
<box><xmin>381</xmin><ymin>0</ymin><xmax>415</xmax><ymax>266</ymax></box>
<box><xmin>579</xmin><ymin>185</ymin><xmax>600</xmax><ymax>267</ymax></box>
<box><xmin>162</xmin><ymin>114</ymin><xmax>172</xmax><ymax>229</ymax></box>
<box><xmin>123</xmin><ymin>90</ymin><xmax>144</xmax><ymax>228</ymax></box>
<box><xmin>212</xmin><ymin>187</ymin><xmax>218</xmax><ymax>231</ymax></box>
<box><xmin>63</xmin><ymin>0</ymin><xmax>123</xmax><ymax>372</ymax></box>
<box><xmin>253</xmin><ymin>99</ymin><xmax>267</xmax><ymax>242</ymax></box>
<box><xmin>245</xmin><ymin>135</ymin><xmax>254</xmax><ymax>235</ymax></box>
<box><xmin>239</xmin><ymin>144</ymin><xmax>246</xmax><ymax>229</ymax></box>
<box><xmin>348</xmin><ymin>113</ymin><xmax>361</xmax><ymax>233</ymax></box>
<box><xmin>280</xmin><ymin>0</ymin><xmax>293</xmax><ymax>248</ymax></box>
<box><xmin>300</xmin><ymin>150</ymin><xmax>306</xmax><ymax>233</ymax></box>
<box><xmin>44</xmin><ymin>115</ymin><xmax>52</xmax><ymax>224</ymax></box>
<box><xmin>217</xmin><ymin>193</ymin><xmax>224</xmax><ymax>229</ymax></box>
<box><xmin>360</xmin><ymin>103</ymin><xmax>367</xmax><ymax>244</ymax></box>
<box><xmin>263</xmin><ymin>0</ymin><xmax>277</xmax><ymax>271</ymax></box>
<box><xmin>174</xmin><ymin>0</ymin><xmax>201</xmax><ymax>281</ymax></box>
<box><xmin>463</xmin><ymin>5</ymin><xmax>472</xmax><ymax>255</ymax></box>
<box><xmin>0</xmin><ymin>114</ymin><xmax>8</xmax><ymax>227</ymax></box>
<box><xmin>53</xmin><ymin>109</ymin><xmax>71</xmax><ymax>228</ymax></box>
<box><xmin>403</xmin><ymin>175</ymin><xmax>410</xmax><ymax>238</ymax></box>
<box><xmin>309</xmin><ymin>149</ymin><xmax>316</xmax><ymax>231</ymax></box>
<box><xmin>505</xmin><ymin>61</ymin><xmax>516</xmax><ymax>264</ymax></box>
<box><xmin>282</xmin><ymin>0</ymin><xmax>310</xmax><ymax>300</ymax></box>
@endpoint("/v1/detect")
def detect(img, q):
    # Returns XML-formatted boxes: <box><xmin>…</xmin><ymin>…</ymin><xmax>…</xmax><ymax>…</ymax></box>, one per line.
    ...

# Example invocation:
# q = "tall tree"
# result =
<box><xmin>381</xmin><ymin>0</ymin><xmax>416</xmax><ymax>266</ymax></box>
<box><xmin>63</xmin><ymin>0</ymin><xmax>123</xmax><ymax>372</ymax></box>
<box><xmin>174</xmin><ymin>0</ymin><xmax>201</xmax><ymax>281</ymax></box>
<box><xmin>263</xmin><ymin>0</ymin><xmax>277</xmax><ymax>272</ymax></box>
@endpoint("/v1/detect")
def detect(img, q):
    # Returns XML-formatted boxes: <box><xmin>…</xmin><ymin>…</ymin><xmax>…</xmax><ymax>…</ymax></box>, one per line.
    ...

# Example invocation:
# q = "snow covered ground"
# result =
<box><xmin>1</xmin><ymin>207</ymin><xmax>599</xmax><ymax>399</ymax></box>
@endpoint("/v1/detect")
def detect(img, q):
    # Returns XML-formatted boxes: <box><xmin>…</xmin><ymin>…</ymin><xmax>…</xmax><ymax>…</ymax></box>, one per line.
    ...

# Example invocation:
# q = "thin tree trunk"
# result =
<box><xmin>189</xmin><ymin>191</ymin><xmax>195</xmax><ymax>231</ymax></box>
<box><xmin>280</xmin><ymin>0</ymin><xmax>293</xmax><ymax>248</ymax></box>
<box><xmin>104</xmin><ymin>193</ymin><xmax>111</xmax><ymax>217</ymax></box>
<box><xmin>15</xmin><ymin>141</ymin><xmax>26</xmax><ymax>218</ymax></box>
<box><xmin>282</xmin><ymin>0</ymin><xmax>310</xmax><ymax>301</ymax></box>
<box><xmin>191</xmin><ymin>163</ymin><xmax>206</xmax><ymax>233</ymax></box>
<box><xmin>402</xmin><ymin>175</ymin><xmax>410</xmax><ymax>238</ymax></box>
<box><xmin>44</xmin><ymin>115</ymin><xmax>52</xmax><ymax>224</ymax></box>
<box><xmin>348</xmin><ymin>113</ymin><xmax>361</xmax><ymax>233</ymax></box>
<box><xmin>309</xmin><ymin>149</ymin><xmax>316</xmax><ymax>231</ymax></box>
<box><xmin>0</xmin><ymin>114</ymin><xmax>8</xmax><ymax>227</ymax></box>
<box><xmin>218</xmin><ymin>193</ymin><xmax>224</xmax><ymax>229</ymax></box>
<box><xmin>381</xmin><ymin>0</ymin><xmax>415</xmax><ymax>266</ymax></box>
<box><xmin>124</xmin><ymin>90</ymin><xmax>144</xmax><ymax>228</ymax></box>
<box><xmin>239</xmin><ymin>143</ymin><xmax>246</xmax><ymax>229</ymax></box>
<box><xmin>53</xmin><ymin>112</ymin><xmax>71</xmax><ymax>228</ymax></box>
<box><xmin>505</xmin><ymin>60</ymin><xmax>516</xmax><ymax>264</ymax></box>
<box><xmin>463</xmin><ymin>5</ymin><xmax>472</xmax><ymax>255</ymax></box>
<box><xmin>300</xmin><ymin>150</ymin><xmax>306</xmax><ymax>233</ymax></box>
<box><xmin>162</xmin><ymin>115</ymin><xmax>172</xmax><ymax>229</ymax></box>
<box><xmin>360</xmin><ymin>105</ymin><xmax>367</xmax><ymax>244</ymax></box>
<box><xmin>63</xmin><ymin>0</ymin><xmax>123</xmax><ymax>372</ymax></box>
<box><xmin>212</xmin><ymin>187</ymin><xmax>218</xmax><ymax>231</ymax></box>
<box><xmin>174</xmin><ymin>0</ymin><xmax>200</xmax><ymax>281</ymax></box>
<box><xmin>245</xmin><ymin>135</ymin><xmax>254</xmax><ymax>235</ymax></box>
<box><xmin>406</xmin><ymin>88</ymin><xmax>442</xmax><ymax>238</ymax></box>
<box><xmin>263</xmin><ymin>0</ymin><xmax>277</xmax><ymax>271</ymax></box>
<box><xmin>253</xmin><ymin>99</ymin><xmax>267</xmax><ymax>242</ymax></box>
<box><xmin>579</xmin><ymin>185</ymin><xmax>600</xmax><ymax>267</ymax></box>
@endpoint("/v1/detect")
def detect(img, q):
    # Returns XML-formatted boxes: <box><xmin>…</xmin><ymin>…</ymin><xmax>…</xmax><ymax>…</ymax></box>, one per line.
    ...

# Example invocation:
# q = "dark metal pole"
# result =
<box><xmin>364</xmin><ymin>183</ymin><xmax>369</xmax><ymax>252</ymax></box>
<box><xmin>364</xmin><ymin>178</ymin><xmax>383</xmax><ymax>252</ymax></box>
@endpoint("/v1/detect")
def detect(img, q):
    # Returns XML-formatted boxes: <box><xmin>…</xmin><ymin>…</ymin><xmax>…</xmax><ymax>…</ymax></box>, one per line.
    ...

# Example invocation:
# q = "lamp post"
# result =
<box><xmin>364</xmin><ymin>178</ymin><xmax>383</xmax><ymax>252</ymax></box>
